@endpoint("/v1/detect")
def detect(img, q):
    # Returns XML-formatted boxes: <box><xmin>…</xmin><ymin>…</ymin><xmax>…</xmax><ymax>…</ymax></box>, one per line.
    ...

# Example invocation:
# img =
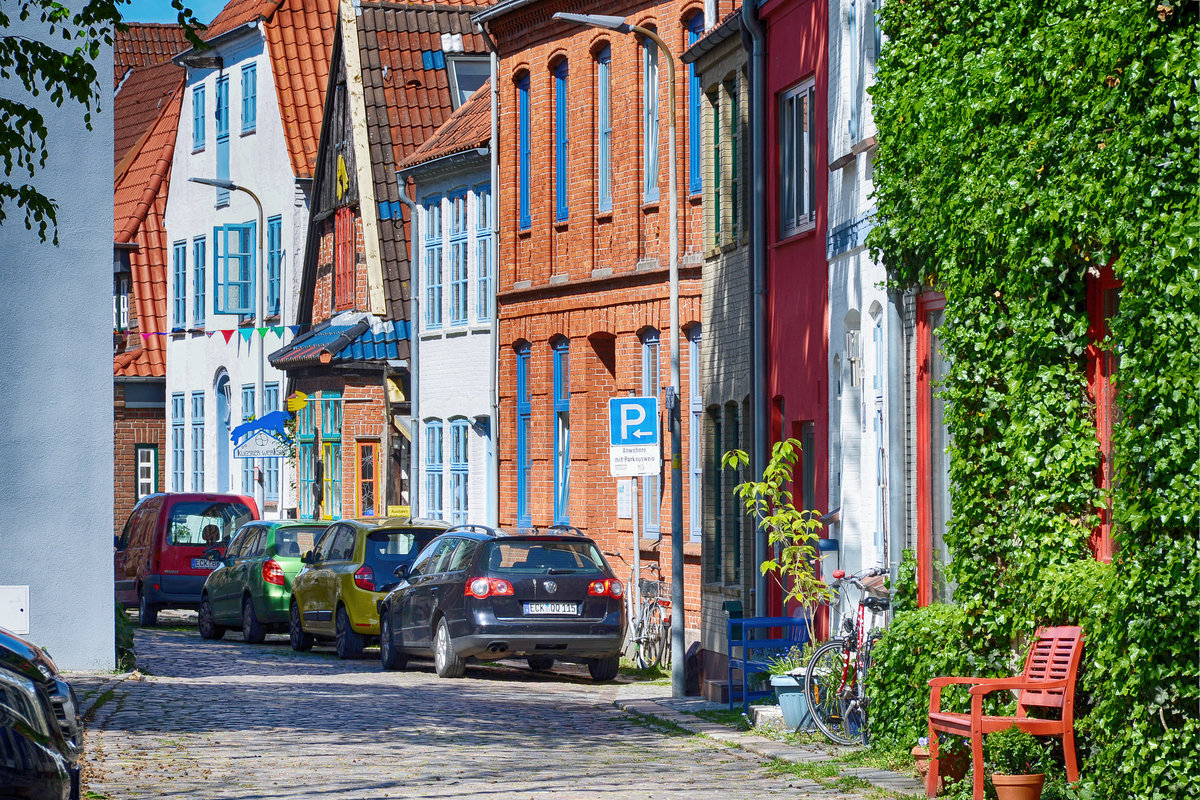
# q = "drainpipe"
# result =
<box><xmin>479</xmin><ymin>21</ymin><xmax>501</xmax><ymax>527</ymax></box>
<box><xmin>397</xmin><ymin>181</ymin><xmax>420</xmax><ymax>515</ymax></box>
<box><xmin>741</xmin><ymin>0</ymin><xmax>769</xmax><ymax>618</ymax></box>
<box><xmin>886</xmin><ymin>289</ymin><xmax>907</xmax><ymax>580</ymax></box>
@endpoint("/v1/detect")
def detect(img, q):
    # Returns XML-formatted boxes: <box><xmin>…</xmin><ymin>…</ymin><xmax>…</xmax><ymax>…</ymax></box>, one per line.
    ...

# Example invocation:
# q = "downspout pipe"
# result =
<box><xmin>479</xmin><ymin>22</ymin><xmax>501</xmax><ymax>528</ymax></box>
<box><xmin>741</xmin><ymin>0</ymin><xmax>769</xmax><ymax>618</ymax></box>
<box><xmin>397</xmin><ymin>181</ymin><xmax>420</xmax><ymax>515</ymax></box>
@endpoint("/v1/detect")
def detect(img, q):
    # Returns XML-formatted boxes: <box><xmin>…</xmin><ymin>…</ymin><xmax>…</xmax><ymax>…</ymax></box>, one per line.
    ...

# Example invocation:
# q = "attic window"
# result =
<box><xmin>448</xmin><ymin>57</ymin><xmax>488</xmax><ymax>108</ymax></box>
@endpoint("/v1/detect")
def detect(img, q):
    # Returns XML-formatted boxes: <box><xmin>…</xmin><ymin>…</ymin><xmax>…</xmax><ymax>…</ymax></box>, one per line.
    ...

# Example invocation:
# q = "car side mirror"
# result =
<box><xmin>302</xmin><ymin>551</ymin><xmax>317</xmax><ymax>564</ymax></box>
<box><xmin>393</xmin><ymin>564</ymin><xmax>410</xmax><ymax>580</ymax></box>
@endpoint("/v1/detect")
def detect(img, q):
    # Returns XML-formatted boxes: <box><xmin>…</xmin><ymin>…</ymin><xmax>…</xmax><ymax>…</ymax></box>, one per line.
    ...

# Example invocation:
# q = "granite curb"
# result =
<box><xmin>612</xmin><ymin>685</ymin><xmax>924</xmax><ymax>797</ymax></box>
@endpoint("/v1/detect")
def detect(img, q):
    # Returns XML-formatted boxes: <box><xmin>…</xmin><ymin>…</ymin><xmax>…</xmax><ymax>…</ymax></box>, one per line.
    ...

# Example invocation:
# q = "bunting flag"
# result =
<box><xmin>206</xmin><ymin>330</ymin><xmax>216</xmax><ymax>337</ymax></box>
<box><xmin>273</xmin><ymin>326</ymin><xmax>285</xmax><ymax>338</ymax></box>
<box><xmin>239</xmin><ymin>329</ymin><xmax>254</xmax><ymax>344</ymax></box>
<box><xmin>141</xmin><ymin>333</ymin><xmax>151</xmax><ymax>341</ymax></box>
<box><xmin>257</xmin><ymin>327</ymin><xmax>269</xmax><ymax>338</ymax></box>
<box><xmin>221</xmin><ymin>330</ymin><xmax>235</xmax><ymax>344</ymax></box>
<box><xmin>289</xmin><ymin>325</ymin><xmax>303</xmax><ymax>336</ymax></box>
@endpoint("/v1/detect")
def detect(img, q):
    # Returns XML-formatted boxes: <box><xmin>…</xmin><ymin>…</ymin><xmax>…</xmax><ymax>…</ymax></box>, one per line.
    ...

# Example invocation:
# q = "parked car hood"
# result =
<box><xmin>0</xmin><ymin>625</ymin><xmax>60</xmax><ymax>686</ymax></box>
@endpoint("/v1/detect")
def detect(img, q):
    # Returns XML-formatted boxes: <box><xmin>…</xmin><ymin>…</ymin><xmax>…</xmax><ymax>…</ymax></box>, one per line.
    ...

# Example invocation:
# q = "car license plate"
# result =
<box><xmin>523</xmin><ymin>602</ymin><xmax>578</xmax><ymax>615</ymax></box>
<box><xmin>191</xmin><ymin>558</ymin><xmax>221</xmax><ymax>570</ymax></box>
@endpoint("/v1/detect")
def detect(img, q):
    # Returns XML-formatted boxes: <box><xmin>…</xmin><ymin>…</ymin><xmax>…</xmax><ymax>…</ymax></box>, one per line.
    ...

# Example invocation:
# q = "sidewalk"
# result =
<box><xmin>612</xmin><ymin>683</ymin><xmax>925</xmax><ymax>798</ymax></box>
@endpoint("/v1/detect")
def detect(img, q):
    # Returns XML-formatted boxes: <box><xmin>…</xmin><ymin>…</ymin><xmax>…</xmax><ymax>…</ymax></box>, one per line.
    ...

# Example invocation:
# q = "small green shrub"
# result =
<box><xmin>986</xmin><ymin>726</ymin><xmax>1046</xmax><ymax>775</ymax></box>
<box><xmin>114</xmin><ymin>603</ymin><xmax>136</xmax><ymax>672</ymax></box>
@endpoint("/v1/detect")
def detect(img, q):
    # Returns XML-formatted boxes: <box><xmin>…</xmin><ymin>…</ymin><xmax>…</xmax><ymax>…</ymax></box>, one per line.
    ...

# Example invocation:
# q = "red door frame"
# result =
<box><xmin>915</xmin><ymin>292</ymin><xmax>946</xmax><ymax>607</ymax></box>
<box><xmin>1086</xmin><ymin>261</ymin><xmax>1120</xmax><ymax>562</ymax></box>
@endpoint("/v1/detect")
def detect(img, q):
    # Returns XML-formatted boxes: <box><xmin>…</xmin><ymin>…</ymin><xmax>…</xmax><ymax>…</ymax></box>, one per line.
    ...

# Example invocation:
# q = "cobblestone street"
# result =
<box><xmin>73</xmin><ymin>620</ymin><xmax>915</xmax><ymax>800</ymax></box>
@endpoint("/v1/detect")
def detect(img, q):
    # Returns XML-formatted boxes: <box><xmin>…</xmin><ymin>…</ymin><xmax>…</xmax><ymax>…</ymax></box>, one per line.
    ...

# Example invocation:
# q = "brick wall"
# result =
<box><xmin>312</xmin><ymin>211</ymin><xmax>369</xmax><ymax>325</ymax></box>
<box><xmin>113</xmin><ymin>382</ymin><xmax>166</xmax><ymax>537</ymax></box>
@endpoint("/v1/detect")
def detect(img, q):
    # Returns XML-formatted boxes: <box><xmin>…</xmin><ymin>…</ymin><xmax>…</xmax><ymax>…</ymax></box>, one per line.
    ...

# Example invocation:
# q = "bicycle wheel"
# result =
<box><xmin>804</xmin><ymin>639</ymin><xmax>864</xmax><ymax>746</ymax></box>
<box><xmin>636</xmin><ymin>602</ymin><xmax>666</xmax><ymax>669</ymax></box>
<box><xmin>859</xmin><ymin>630</ymin><xmax>885</xmax><ymax>746</ymax></box>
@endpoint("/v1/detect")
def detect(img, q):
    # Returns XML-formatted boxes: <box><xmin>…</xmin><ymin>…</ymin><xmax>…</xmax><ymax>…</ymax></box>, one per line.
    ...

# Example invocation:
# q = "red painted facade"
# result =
<box><xmin>760</xmin><ymin>0</ymin><xmax>829</xmax><ymax>614</ymax></box>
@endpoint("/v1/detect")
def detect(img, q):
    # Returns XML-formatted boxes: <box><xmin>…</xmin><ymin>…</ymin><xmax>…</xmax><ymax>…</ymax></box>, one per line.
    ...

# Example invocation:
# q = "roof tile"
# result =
<box><xmin>400</xmin><ymin>81</ymin><xmax>490</xmax><ymax>170</ymax></box>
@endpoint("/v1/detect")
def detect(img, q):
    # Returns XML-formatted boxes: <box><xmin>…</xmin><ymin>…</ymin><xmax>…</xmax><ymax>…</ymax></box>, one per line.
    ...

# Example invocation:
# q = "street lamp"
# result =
<box><xmin>553</xmin><ymin>12</ymin><xmax>686</xmax><ymax>699</ymax></box>
<box><xmin>189</xmin><ymin>176</ymin><xmax>266</xmax><ymax>514</ymax></box>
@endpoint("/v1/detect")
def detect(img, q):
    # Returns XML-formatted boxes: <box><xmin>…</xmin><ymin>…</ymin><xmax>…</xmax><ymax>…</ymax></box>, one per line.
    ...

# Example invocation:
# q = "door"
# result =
<box><xmin>114</xmin><ymin>505</ymin><xmax>145</xmax><ymax>605</ymax></box>
<box><xmin>403</xmin><ymin>537</ymin><xmax>460</xmax><ymax>650</ymax></box>
<box><xmin>208</xmin><ymin>530</ymin><xmax>246</xmax><ymax>622</ymax></box>
<box><xmin>128</xmin><ymin>497</ymin><xmax>163</xmax><ymax>590</ymax></box>
<box><xmin>307</xmin><ymin>524</ymin><xmax>354</xmax><ymax>635</ymax></box>
<box><xmin>216</xmin><ymin>373</ymin><xmax>232</xmax><ymax>492</ymax></box>
<box><xmin>295</xmin><ymin>525</ymin><xmax>340</xmax><ymax>633</ymax></box>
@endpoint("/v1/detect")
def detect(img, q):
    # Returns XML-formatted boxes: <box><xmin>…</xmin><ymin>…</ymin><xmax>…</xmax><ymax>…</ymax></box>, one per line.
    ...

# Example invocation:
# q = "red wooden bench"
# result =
<box><xmin>926</xmin><ymin>625</ymin><xmax>1084</xmax><ymax>799</ymax></box>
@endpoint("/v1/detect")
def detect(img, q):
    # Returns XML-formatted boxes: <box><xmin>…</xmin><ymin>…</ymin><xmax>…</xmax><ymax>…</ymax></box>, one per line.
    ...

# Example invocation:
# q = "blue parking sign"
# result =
<box><xmin>609</xmin><ymin>397</ymin><xmax>659</xmax><ymax>447</ymax></box>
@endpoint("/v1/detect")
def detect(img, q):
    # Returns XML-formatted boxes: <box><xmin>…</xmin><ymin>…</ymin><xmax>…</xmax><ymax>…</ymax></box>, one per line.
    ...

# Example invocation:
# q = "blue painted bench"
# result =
<box><xmin>727</xmin><ymin>615</ymin><xmax>811</xmax><ymax>714</ymax></box>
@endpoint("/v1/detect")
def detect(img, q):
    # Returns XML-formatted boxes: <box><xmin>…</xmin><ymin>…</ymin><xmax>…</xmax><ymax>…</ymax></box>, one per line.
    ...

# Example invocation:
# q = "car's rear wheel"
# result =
<box><xmin>289</xmin><ymin>601</ymin><xmax>313</xmax><ymax>652</ymax></box>
<box><xmin>527</xmin><ymin>656</ymin><xmax>555</xmax><ymax>673</ymax></box>
<box><xmin>588</xmin><ymin>655</ymin><xmax>620</xmax><ymax>682</ymax></box>
<box><xmin>241</xmin><ymin>596</ymin><xmax>266</xmax><ymax>644</ymax></box>
<box><xmin>334</xmin><ymin>605</ymin><xmax>364</xmax><ymax>659</ymax></box>
<box><xmin>379</xmin><ymin>612</ymin><xmax>407</xmax><ymax>671</ymax></box>
<box><xmin>433</xmin><ymin>618</ymin><xmax>465</xmax><ymax>678</ymax></box>
<box><xmin>198</xmin><ymin>595</ymin><xmax>224</xmax><ymax>640</ymax></box>
<box><xmin>138</xmin><ymin>588</ymin><xmax>158</xmax><ymax>628</ymax></box>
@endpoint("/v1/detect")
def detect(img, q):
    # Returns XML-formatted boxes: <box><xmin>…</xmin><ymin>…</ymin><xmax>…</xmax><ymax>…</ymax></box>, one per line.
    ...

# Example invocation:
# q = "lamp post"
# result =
<box><xmin>189</xmin><ymin>176</ymin><xmax>266</xmax><ymax>515</ymax></box>
<box><xmin>553</xmin><ymin>12</ymin><xmax>686</xmax><ymax>699</ymax></box>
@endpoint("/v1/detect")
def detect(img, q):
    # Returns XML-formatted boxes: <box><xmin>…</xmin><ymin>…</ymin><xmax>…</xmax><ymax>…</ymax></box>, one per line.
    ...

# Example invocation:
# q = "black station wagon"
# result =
<box><xmin>376</xmin><ymin>525</ymin><xmax>626</xmax><ymax>681</ymax></box>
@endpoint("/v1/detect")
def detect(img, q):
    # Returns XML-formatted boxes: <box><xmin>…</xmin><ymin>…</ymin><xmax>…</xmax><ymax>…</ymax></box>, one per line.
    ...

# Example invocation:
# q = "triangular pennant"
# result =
<box><xmin>205</xmin><ymin>330</ymin><xmax>216</xmax><ymax>337</ymax></box>
<box><xmin>273</xmin><ymin>326</ymin><xmax>285</xmax><ymax>338</ymax></box>
<box><xmin>257</xmin><ymin>327</ymin><xmax>269</xmax><ymax>338</ymax></box>
<box><xmin>239</xmin><ymin>329</ymin><xmax>254</xmax><ymax>344</ymax></box>
<box><xmin>289</xmin><ymin>325</ymin><xmax>302</xmax><ymax>336</ymax></box>
<box><xmin>221</xmin><ymin>330</ymin><xmax>235</xmax><ymax>344</ymax></box>
<box><xmin>141</xmin><ymin>333</ymin><xmax>151</xmax><ymax>341</ymax></box>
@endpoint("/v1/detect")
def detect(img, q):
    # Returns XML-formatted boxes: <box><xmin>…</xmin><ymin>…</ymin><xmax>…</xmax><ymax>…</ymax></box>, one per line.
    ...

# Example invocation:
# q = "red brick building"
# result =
<box><xmin>271</xmin><ymin>2</ymin><xmax>489</xmax><ymax>520</ymax></box>
<box><xmin>475</xmin><ymin>0</ymin><xmax>737</xmax><ymax>635</ymax></box>
<box><xmin>112</xmin><ymin>30</ymin><xmax>186</xmax><ymax>535</ymax></box>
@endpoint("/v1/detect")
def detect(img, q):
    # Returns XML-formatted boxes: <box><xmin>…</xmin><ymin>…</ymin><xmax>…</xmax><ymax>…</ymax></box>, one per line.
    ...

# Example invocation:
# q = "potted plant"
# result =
<box><xmin>986</xmin><ymin>726</ymin><xmax>1046</xmax><ymax>800</ymax></box>
<box><xmin>765</xmin><ymin>643</ymin><xmax>817</xmax><ymax>731</ymax></box>
<box><xmin>912</xmin><ymin>734</ymin><xmax>970</xmax><ymax>794</ymax></box>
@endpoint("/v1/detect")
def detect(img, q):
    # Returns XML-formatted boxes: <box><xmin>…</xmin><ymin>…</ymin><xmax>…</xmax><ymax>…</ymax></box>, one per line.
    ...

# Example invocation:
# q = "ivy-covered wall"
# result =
<box><xmin>866</xmin><ymin>0</ymin><xmax>1197</xmax><ymax>797</ymax></box>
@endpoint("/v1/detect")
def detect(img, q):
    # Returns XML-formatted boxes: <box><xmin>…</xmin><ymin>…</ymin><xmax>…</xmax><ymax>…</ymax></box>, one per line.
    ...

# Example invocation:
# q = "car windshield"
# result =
<box><xmin>167</xmin><ymin>501</ymin><xmax>254</xmax><ymax>547</ymax></box>
<box><xmin>484</xmin><ymin>540</ymin><xmax>608</xmax><ymax>575</ymax></box>
<box><xmin>274</xmin><ymin>526</ymin><xmax>322</xmax><ymax>558</ymax></box>
<box><xmin>364</xmin><ymin>528</ymin><xmax>443</xmax><ymax>572</ymax></box>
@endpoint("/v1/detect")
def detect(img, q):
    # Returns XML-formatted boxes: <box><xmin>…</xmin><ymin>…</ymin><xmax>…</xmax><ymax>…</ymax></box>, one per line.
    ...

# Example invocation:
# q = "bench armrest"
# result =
<box><xmin>928</xmin><ymin>676</ymin><xmax>982</xmax><ymax>689</ymax></box>
<box><xmin>967</xmin><ymin>677</ymin><xmax>1070</xmax><ymax>696</ymax></box>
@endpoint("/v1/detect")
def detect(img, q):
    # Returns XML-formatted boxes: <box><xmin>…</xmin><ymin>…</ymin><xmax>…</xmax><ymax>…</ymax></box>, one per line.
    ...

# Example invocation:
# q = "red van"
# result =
<box><xmin>115</xmin><ymin>492</ymin><xmax>259</xmax><ymax>626</ymax></box>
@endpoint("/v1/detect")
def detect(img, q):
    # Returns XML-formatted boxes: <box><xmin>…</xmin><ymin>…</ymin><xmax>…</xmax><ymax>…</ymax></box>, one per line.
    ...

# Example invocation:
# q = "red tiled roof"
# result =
<box><xmin>264</xmin><ymin>0</ymin><xmax>338</xmax><ymax>178</ymax></box>
<box><xmin>114</xmin><ymin>58</ymin><xmax>185</xmax><ymax>169</ymax></box>
<box><xmin>202</xmin><ymin>0</ymin><xmax>280</xmax><ymax>40</ymax></box>
<box><xmin>399</xmin><ymin>81</ymin><xmax>490</xmax><ymax>170</ymax></box>
<box><xmin>114</xmin><ymin>77</ymin><xmax>182</xmax><ymax>378</ymax></box>
<box><xmin>114</xmin><ymin>23</ymin><xmax>189</xmax><ymax>87</ymax></box>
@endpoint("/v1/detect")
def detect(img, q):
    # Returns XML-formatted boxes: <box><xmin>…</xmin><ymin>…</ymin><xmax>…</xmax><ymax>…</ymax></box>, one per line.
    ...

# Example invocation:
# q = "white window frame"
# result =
<box><xmin>779</xmin><ymin>78</ymin><xmax>817</xmax><ymax>238</ymax></box>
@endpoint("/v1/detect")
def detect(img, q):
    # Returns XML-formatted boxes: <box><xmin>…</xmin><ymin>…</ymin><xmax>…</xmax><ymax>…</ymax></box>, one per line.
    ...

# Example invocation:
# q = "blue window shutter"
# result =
<box><xmin>216</xmin><ymin>76</ymin><xmax>230</xmax><ymax>206</ymax></box>
<box><xmin>518</xmin><ymin>76</ymin><xmax>531</xmax><ymax>229</ymax></box>
<box><xmin>267</xmin><ymin>216</ymin><xmax>282</xmax><ymax>317</ymax></box>
<box><xmin>192</xmin><ymin>85</ymin><xmax>205</xmax><ymax>150</ymax></box>
<box><xmin>241</xmin><ymin>64</ymin><xmax>257</xmax><ymax>133</ymax></box>
<box><xmin>555</xmin><ymin>62</ymin><xmax>569</xmax><ymax>221</ymax></box>
<box><xmin>173</xmin><ymin>241</ymin><xmax>187</xmax><ymax>329</ymax></box>
<box><xmin>516</xmin><ymin>344</ymin><xmax>532</xmax><ymax>527</ymax></box>
<box><xmin>688</xmin><ymin>14</ymin><xmax>704</xmax><ymax>194</ymax></box>
<box><xmin>193</xmin><ymin>237</ymin><xmax>206</xmax><ymax>326</ymax></box>
<box><xmin>643</xmin><ymin>40</ymin><xmax>660</xmax><ymax>201</ymax></box>
<box><xmin>552</xmin><ymin>340</ymin><xmax>570</xmax><ymax>524</ymax></box>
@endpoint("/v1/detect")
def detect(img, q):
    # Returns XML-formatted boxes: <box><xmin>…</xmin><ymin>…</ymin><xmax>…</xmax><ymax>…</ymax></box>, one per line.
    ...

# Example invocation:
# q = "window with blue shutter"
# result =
<box><xmin>263</xmin><ymin>382</ymin><xmax>279</xmax><ymax>502</ymax></box>
<box><xmin>552</xmin><ymin>338</ymin><xmax>570</xmax><ymax>525</ymax></box>
<box><xmin>172</xmin><ymin>241</ymin><xmax>187</xmax><ymax>329</ymax></box>
<box><xmin>643</xmin><ymin>36</ymin><xmax>660</xmax><ymax>202</ymax></box>
<box><xmin>517</xmin><ymin>75</ymin><xmax>531</xmax><ymax>229</ymax></box>
<box><xmin>475</xmin><ymin>184</ymin><xmax>492</xmax><ymax>321</ymax></box>
<box><xmin>267</xmin><ymin>216</ymin><xmax>282</xmax><ymax>317</ymax></box>
<box><xmin>596</xmin><ymin>47</ymin><xmax>612</xmax><ymax>213</ymax></box>
<box><xmin>192</xmin><ymin>85</ymin><xmax>205</xmax><ymax>151</ymax></box>
<box><xmin>241</xmin><ymin>384</ymin><xmax>256</xmax><ymax>494</ymax></box>
<box><xmin>215</xmin><ymin>75</ymin><xmax>230</xmax><ymax>206</ymax></box>
<box><xmin>192</xmin><ymin>236</ymin><xmax>206</xmax><ymax>327</ymax></box>
<box><xmin>423</xmin><ymin>199</ymin><xmax>442</xmax><ymax>329</ymax></box>
<box><xmin>321</xmin><ymin>392</ymin><xmax>342</xmax><ymax>520</ymax></box>
<box><xmin>641</xmin><ymin>329</ymin><xmax>661</xmax><ymax>537</ymax></box>
<box><xmin>687</xmin><ymin>13</ymin><xmax>704</xmax><ymax>195</ymax></box>
<box><xmin>213</xmin><ymin>221</ymin><xmax>256</xmax><ymax>315</ymax></box>
<box><xmin>241</xmin><ymin>63</ymin><xmax>256</xmax><ymax>134</ymax></box>
<box><xmin>191</xmin><ymin>392</ymin><xmax>205</xmax><ymax>491</ymax></box>
<box><xmin>449</xmin><ymin>419</ymin><xmax>469</xmax><ymax>525</ymax></box>
<box><xmin>516</xmin><ymin>342</ymin><xmax>532</xmax><ymax>527</ymax></box>
<box><xmin>425</xmin><ymin>420</ymin><xmax>443</xmax><ymax>520</ymax></box>
<box><xmin>298</xmin><ymin>400</ymin><xmax>315</xmax><ymax>518</ymax></box>
<box><xmin>554</xmin><ymin>60</ymin><xmax>569</xmax><ymax>221</ymax></box>
<box><xmin>171</xmin><ymin>393</ymin><xmax>185</xmax><ymax>491</ymax></box>
<box><xmin>449</xmin><ymin>192</ymin><xmax>468</xmax><ymax>325</ymax></box>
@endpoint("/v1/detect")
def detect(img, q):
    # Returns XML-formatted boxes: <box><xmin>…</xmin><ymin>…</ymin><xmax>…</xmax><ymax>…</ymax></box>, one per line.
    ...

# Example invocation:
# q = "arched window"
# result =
<box><xmin>552</xmin><ymin>337</ymin><xmax>571</xmax><ymax>524</ymax></box>
<box><xmin>515</xmin><ymin>341</ymin><xmax>532</xmax><ymax>527</ymax></box>
<box><xmin>640</xmin><ymin>328</ymin><xmax>661</xmax><ymax>536</ymax></box>
<box><xmin>596</xmin><ymin>45</ymin><xmax>612</xmax><ymax>212</ymax></box>
<box><xmin>642</xmin><ymin>30</ymin><xmax>660</xmax><ymax>201</ymax></box>
<box><xmin>554</xmin><ymin>59</ymin><xmax>570</xmax><ymax>221</ymax></box>
<box><xmin>686</xmin><ymin>12</ymin><xmax>705</xmax><ymax>194</ymax></box>
<box><xmin>424</xmin><ymin>419</ymin><xmax>444</xmax><ymax>520</ymax></box>
<box><xmin>449</xmin><ymin>418</ymin><xmax>470</xmax><ymax>525</ymax></box>
<box><xmin>687</xmin><ymin>325</ymin><xmax>703</xmax><ymax>541</ymax></box>
<box><xmin>516</xmin><ymin>73</ymin><xmax>531</xmax><ymax>229</ymax></box>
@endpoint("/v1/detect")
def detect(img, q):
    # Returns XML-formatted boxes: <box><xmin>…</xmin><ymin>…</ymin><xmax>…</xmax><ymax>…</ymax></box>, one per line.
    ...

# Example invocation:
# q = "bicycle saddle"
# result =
<box><xmin>863</xmin><ymin>596</ymin><xmax>890</xmax><ymax>612</ymax></box>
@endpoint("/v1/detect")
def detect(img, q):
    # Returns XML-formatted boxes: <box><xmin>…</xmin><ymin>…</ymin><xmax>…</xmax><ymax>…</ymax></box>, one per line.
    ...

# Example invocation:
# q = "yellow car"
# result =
<box><xmin>289</xmin><ymin>517</ymin><xmax>451</xmax><ymax>658</ymax></box>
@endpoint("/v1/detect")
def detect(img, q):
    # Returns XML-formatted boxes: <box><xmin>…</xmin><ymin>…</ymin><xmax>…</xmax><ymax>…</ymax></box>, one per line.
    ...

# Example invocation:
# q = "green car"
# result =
<box><xmin>198</xmin><ymin>520</ymin><xmax>327</xmax><ymax>643</ymax></box>
<box><xmin>290</xmin><ymin>517</ymin><xmax>451</xmax><ymax>659</ymax></box>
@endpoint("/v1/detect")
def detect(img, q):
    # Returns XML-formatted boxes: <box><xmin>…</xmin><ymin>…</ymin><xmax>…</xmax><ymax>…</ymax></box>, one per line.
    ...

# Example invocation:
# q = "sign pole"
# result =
<box><xmin>632</xmin><ymin>475</ymin><xmax>641</xmax><ymax>637</ymax></box>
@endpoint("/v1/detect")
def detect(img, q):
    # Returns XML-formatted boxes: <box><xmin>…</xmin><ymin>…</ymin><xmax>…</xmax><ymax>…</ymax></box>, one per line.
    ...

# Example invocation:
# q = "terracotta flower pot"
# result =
<box><xmin>992</xmin><ymin>772</ymin><xmax>1046</xmax><ymax>800</ymax></box>
<box><xmin>911</xmin><ymin>746</ymin><xmax>969</xmax><ymax>795</ymax></box>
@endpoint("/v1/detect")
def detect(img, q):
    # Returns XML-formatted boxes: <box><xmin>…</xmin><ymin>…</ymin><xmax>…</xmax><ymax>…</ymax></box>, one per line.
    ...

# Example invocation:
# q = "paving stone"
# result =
<box><xmin>73</xmin><ymin>626</ymin><xmax>915</xmax><ymax>799</ymax></box>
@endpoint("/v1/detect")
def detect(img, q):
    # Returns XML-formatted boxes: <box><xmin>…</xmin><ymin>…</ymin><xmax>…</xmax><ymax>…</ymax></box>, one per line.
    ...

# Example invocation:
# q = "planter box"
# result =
<box><xmin>769</xmin><ymin>675</ymin><xmax>813</xmax><ymax>732</ymax></box>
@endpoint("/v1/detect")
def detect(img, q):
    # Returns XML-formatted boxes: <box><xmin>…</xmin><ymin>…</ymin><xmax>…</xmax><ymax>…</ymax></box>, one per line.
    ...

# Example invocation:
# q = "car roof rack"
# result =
<box><xmin>445</xmin><ymin>523</ymin><xmax>508</xmax><ymax>538</ymax></box>
<box><xmin>539</xmin><ymin>524</ymin><xmax>587</xmax><ymax>537</ymax></box>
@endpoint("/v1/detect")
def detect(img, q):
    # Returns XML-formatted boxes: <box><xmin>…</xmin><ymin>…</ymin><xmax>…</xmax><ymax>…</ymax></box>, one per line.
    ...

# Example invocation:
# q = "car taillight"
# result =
<box><xmin>354</xmin><ymin>565</ymin><xmax>375</xmax><ymax>591</ymax></box>
<box><xmin>588</xmin><ymin>578</ymin><xmax>623</xmax><ymax>599</ymax></box>
<box><xmin>465</xmin><ymin>577</ymin><xmax>514</xmax><ymax>598</ymax></box>
<box><xmin>262</xmin><ymin>559</ymin><xmax>285</xmax><ymax>586</ymax></box>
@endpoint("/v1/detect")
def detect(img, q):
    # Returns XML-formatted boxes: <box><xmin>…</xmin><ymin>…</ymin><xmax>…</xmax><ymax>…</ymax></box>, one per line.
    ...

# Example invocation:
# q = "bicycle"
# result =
<box><xmin>803</xmin><ymin>566</ymin><xmax>891</xmax><ymax>746</ymax></box>
<box><xmin>603</xmin><ymin>550</ymin><xmax>670</xmax><ymax>669</ymax></box>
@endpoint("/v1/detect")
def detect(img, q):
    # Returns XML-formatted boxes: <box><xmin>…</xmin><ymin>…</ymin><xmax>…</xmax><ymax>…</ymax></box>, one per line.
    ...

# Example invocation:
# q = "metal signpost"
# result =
<box><xmin>609</xmin><ymin>397</ymin><xmax>660</xmax><ymax>652</ymax></box>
